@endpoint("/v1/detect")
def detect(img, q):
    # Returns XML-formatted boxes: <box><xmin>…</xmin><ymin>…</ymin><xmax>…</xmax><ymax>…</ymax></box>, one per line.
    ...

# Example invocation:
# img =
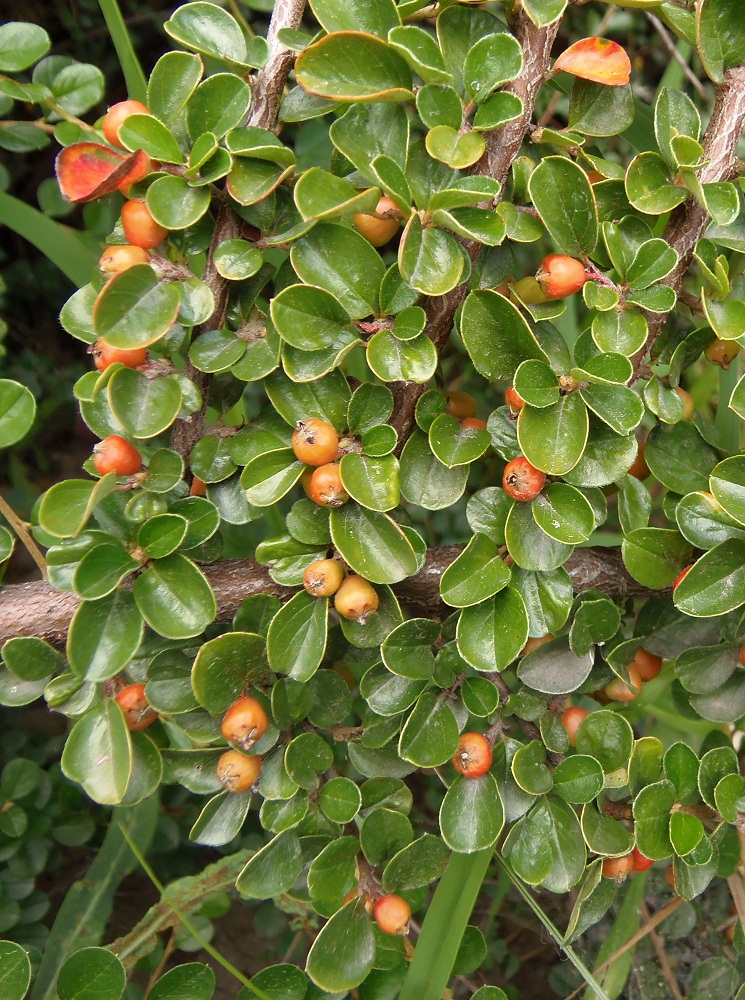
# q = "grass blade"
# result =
<box><xmin>0</xmin><ymin>191</ymin><xmax>98</xmax><ymax>288</ymax></box>
<box><xmin>98</xmin><ymin>0</ymin><xmax>148</xmax><ymax>104</ymax></box>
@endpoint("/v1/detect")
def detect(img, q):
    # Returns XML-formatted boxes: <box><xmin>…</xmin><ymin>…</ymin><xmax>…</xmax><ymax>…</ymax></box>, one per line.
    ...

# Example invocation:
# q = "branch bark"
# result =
<box><xmin>391</xmin><ymin>14</ymin><xmax>562</xmax><ymax>450</ymax></box>
<box><xmin>633</xmin><ymin>63</ymin><xmax>745</xmax><ymax>376</ymax></box>
<box><xmin>0</xmin><ymin>545</ymin><xmax>663</xmax><ymax>647</ymax></box>
<box><xmin>248</xmin><ymin>0</ymin><xmax>307</xmax><ymax>131</ymax></box>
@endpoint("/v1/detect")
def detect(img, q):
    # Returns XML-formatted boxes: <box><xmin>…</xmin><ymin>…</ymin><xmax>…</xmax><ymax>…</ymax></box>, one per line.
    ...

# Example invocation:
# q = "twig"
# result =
<box><xmin>144</xmin><ymin>928</ymin><xmax>178</xmax><ymax>998</ymax></box>
<box><xmin>0</xmin><ymin>493</ymin><xmax>47</xmax><ymax>580</ymax></box>
<box><xmin>641</xmin><ymin>901</ymin><xmax>684</xmax><ymax>1000</ymax></box>
<box><xmin>248</xmin><ymin>0</ymin><xmax>308</xmax><ymax>131</ymax></box>
<box><xmin>645</xmin><ymin>12</ymin><xmax>708</xmax><ymax>100</ymax></box>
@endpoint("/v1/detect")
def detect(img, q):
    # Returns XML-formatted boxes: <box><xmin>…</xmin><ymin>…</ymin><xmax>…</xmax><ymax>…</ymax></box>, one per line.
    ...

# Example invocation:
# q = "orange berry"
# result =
<box><xmin>460</xmin><ymin>417</ymin><xmax>487</xmax><ymax>430</ymax></box>
<box><xmin>121</xmin><ymin>199</ymin><xmax>168</xmax><ymax>250</ymax></box>
<box><xmin>632</xmin><ymin>847</ymin><xmax>654</xmax><ymax>873</ymax></box>
<box><xmin>115</xmin><ymin>683</ymin><xmax>157</xmax><ymax>730</ymax></box>
<box><xmin>604</xmin><ymin>664</ymin><xmax>642</xmax><ymax>703</ymax></box>
<box><xmin>704</xmin><ymin>339</ymin><xmax>740</xmax><ymax>369</ymax></box>
<box><xmin>633</xmin><ymin>648</ymin><xmax>662</xmax><ymax>682</ymax></box>
<box><xmin>102</xmin><ymin>99</ymin><xmax>150</xmax><ymax>149</ymax></box>
<box><xmin>522</xmin><ymin>634</ymin><xmax>554</xmax><ymax>656</ymax></box>
<box><xmin>586</xmin><ymin>170</ymin><xmax>605</xmax><ymax>184</ymax></box>
<box><xmin>374</xmin><ymin>895</ymin><xmax>411</xmax><ymax>935</ymax></box>
<box><xmin>602</xmin><ymin>854</ymin><xmax>635</xmax><ymax>880</ymax></box>
<box><xmin>190</xmin><ymin>476</ymin><xmax>208</xmax><ymax>497</ymax></box>
<box><xmin>452</xmin><ymin>732</ymin><xmax>492</xmax><ymax>778</ymax></box>
<box><xmin>536</xmin><ymin>254</ymin><xmax>588</xmax><ymax>299</ymax></box>
<box><xmin>93</xmin><ymin>435</ymin><xmax>142</xmax><ymax>477</ymax></box>
<box><xmin>627</xmin><ymin>441</ymin><xmax>649</xmax><ymax>480</ymax></box>
<box><xmin>93</xmin><ymin>339</ymin><xmax>147</xmax><ymax>372</ymax></box>
<box><xmin>303</xmin><ymin>558</ymin><xmax>345</xmax><ymax>597</ymax></box>
<box><xmin>99</xmin><ymin>244</ymin><xmax>148</xmax><ymax>275</ymax></box>
<box><xmin>334</xmin><ymin>575</ymin><xmax>379</xmax><ymax>625</ymax></box>
<box><xmin>309</xmin><ymin>463</ymin><xmax>349</xmax><ymax>507</ymax></box>
<box><xmin>560</xmin><ymin>706</ymin><xmax>589</xmax><ymax>747</ymax></box>
<box><xmin>446</xmin><ymin>391</ymin><xmax>478</xmax><ymax>419</ymax></box>
<box><xmin>673</xmin><ymin>564</ymin><xmax>693</xmax><ymax>590</ymax></box>
<box><xmin>217</xmin><ymin>749</ymin><xmax>262</xmax><ymax>793</ymax></box>
<box><xmin>221</xmin><ymin>696</ymin><xmax>269</xmax><ymax>750</ymax></box>
<box><xmin>502</xmin><ymin>456</ymin><xmax>546</xmax><ymax>502</ymax></box>
<box><xmin>675</xmin><ymin>386</ymin><xmax>694</xmax><ymax>421</ymax></box>
<box><xmin>353</xmin><ymin>197</ymin><xmax>402</xmax><ymax>247</ymax></box>
<box><xmin>291</xmin><ymin>419</ymin><xmax>339</xmax><ymax>466</ymax></box>
<box><xmin>505</xmin><ymin>385</ymin><xmax>525</xmax><ymax>416</ymax></box>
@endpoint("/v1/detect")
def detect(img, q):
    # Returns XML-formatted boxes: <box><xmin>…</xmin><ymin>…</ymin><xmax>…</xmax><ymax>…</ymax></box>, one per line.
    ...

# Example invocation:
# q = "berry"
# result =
<box><xmin>627</xmin><ymin>442</ymin><xmax>649</xmax><ymax>480</ymax></box>
<box><xmin>505</xmin><ymin>385</ymin><xmax>525</xmax><ymax>416</ymax></box>
<box><xmin>632</xmin><ymin>847</ymin><xmax>654</xmax><ymax>873</ymax></box>
<box><xmin>675</xmin><ymin>386</ymin><xmax>695</xmax><ymax>421</ymax></box>
<box><xmin>334</xmin><ymin>575</ymin><xmax>379</xmax><ymax>624</ymax></box>
<box><xmin>536</xmin><ymin>254</ymin><xmax>588</xmax><ymax>299</ymax></box>
<box><xmin>121</xmin><ymin>199</ymin><xmax>168</xmax><ymax>250</ymax></box>
<box><xmin>509</xmin><ymin>275</ymin><xmax>549</xmax><ymax>306</ymax></box>
<box><xmin>503</xmin><ymin>456</ymin><xmax>546</xmax><ymax>502</ymax></box>
<box><xmin>460</xmin><ymin>417</ymin><xmax>487</xmax><ymax>430</ymax></box>
<box><xmin>221</xmin><ymin>696</ymin><xmax>269</xmax><ymax>749</ymax></box>
<box><xmin>633</xmin><ymin>648</ymin><xmax>662</xmax><ymax>681</ymax></box>
<box><xmin>374</xmin><ymin>895</ymin><xmax>411</xmax><ymax>935</ymax></box>
<box><xmin>190</xmin><ymin>476</ymin><xmax>208</xmax><ymax>497</ymax></box>
<box><xmin>353</xmin><ymin>197</ymin><xmax>402</xmax><ymax>247</ymax></box>
<box><xmin>602</xmin><ymin>854</ymin><xmax>635</xmax><ymax>880</ymax></box>
<box><xmin>217</xmin><ymin>749</ymin><xmax>262</xmax><ymax>793</ymax></box>
<box><xmin>303</xmin><ymin>558</ymin><xmax>345</xmax><ymax>597</ymax></box>
<box><xmin>704</xmin><ymin>339</ymin><xmax>740</xmax><ymax>369</ymax></box>
<box><xmin>291</xmin><ymin>419</ymin><xmax>339</xmax><ymax>466</ymax></box>
<box><xmin>115</xmin><ymin>683</ymin><xmax>157</xmax><ymax>730</ymax></box>
<box><xmin>522</xmin><ymin>634</ymin><xmax>554</xmax><ymax>656</ymax></box>
<box><xmin>446</xmin><ymin>391</ymin><xmax>478</xmax><ymax>419</ymax></box>
<box><xmin>99</xmin><ymin>244</ymin><xmax>148</xmax><ymax>275</ymax></box>
<box><xmin>93</xmin><ymin>435</ymin><xmax>142</xmax><ymax>477</ymax></box>
<box><xmin>673</xmin><ymin>564</ymin><xmax>693</xmax><ymax>590</ymax></box>
<box><xmin>739</xmin><ymin>645</ymin><xmax>745</xmax><ymax>668</ymax></box>
<box><xmin>93</xmin><ymin>339</ymin><xmax>147</xmax><ymax>372</ymax></box>
<box><xmin>452</xmin><ymin>732</ymin><xmax>492</xmax><ymax>778</ymax></box>
<box><xmin>586</xmin><ymin>170</ymin><xmax>605</xmax><ymax>184</ymax></box>
<box><xmin>604</xmin><ymin>664</ymin><xmax>642</xmax><ymax>703</ymax></box>
<box><xmin>102</xmin><ymin>99</ymin><xmax>149</xmax><ymax>149</ymax></box>
<box><xmin>560</xmin><ymin>706</ymin><xmax>589</xmax><ymax>747</ymax></box>
<box><xmin>309</xmin><ymin>463</ymin><xmax>349</xmax><ymax>507</ymax></box>
<box><xmin>300</xmin><ymin>466</ymin><xmax>314</xmax><ymax>499</ymax></box>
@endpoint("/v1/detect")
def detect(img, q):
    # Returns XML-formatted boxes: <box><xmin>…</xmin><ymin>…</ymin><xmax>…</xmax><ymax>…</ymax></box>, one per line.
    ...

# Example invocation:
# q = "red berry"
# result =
<box><xmin>374</xmin><ymin>895</ymin><xmax>411</xmax><ymax>935</ymax></box>
<box><xmin>560</xmin><ymin>706</ymin><xmax>589</xmax><ymax>747</ymax></box>
<box><xmin>115</xmin><ymin>683</ymin><xmax>157</xmax><ymax>730</ymax></box>
<box><xmin>309</xmin><ymin>463</ymin><xmax>349</xmax><ymax>507</ymax></box>
<box><xmin>460</xmin><ymin>417</ymin><xmax>487</xmax><ymax>430</ymax></box>
<box><xmin>627</xmin><ymin>441</ymin><xmax>649</xmax><ymax>480</ymax></box>
<box><xmin>190</xmin><ymin>476</ymin><xmax>207</xmax><ymax>497</ymax></box>
<box><xmin>221</xmin><ymin>696</ymin><xmax>269</xmax><ymax>750</ymax></box>
<box><xmin>452</xmin><ymin>733</ymin><xmax>492</xmax><ymax>778</ymax></box>
<box><xmin>521</xmin><ymin>634</ymin><xmax>553</xmax><ymax>656</ymax></box>
<box><xmin>502</xmin><ymin>456</ymin><xmax>546</xmax><ymax>502</ymax></box>
<box><xmin>604</xmin><ymin>664</ymin><xmax>643</xmax><ymax>703</ymax></box>
<box><xmin>217</xmin><ymin>749</ymin><xmax>262</xmax><ymax>793</ymax></box>
<box><xmin>632</xmin><ymin>847</ymin><xmax>654</xmax><ymax>873</ymax></box>
<box><xmin>93</xmin><ymin>435</ymin><xmax>142</xmax><ymax>477</ymax></box>
<box><xmin>291</xmin><ymin>419</ymin><xmax>339</xmax><ymax>466</ymax></box>
<box><xmin>505</xmin><ymin>385</ymin><xmax>525</xmax><ymax>416</ymax></box>
<box><xmin>602</xmin><ymin>854</ymin><xmax>635</xmax><ymax>880</ymax></box>
<box><xmin>102</xmin><ymin>99</ymin><xmax>149</xmax><ymax>149</ymax></box>
<box><xmin>675</xmin><ymin>387</ymin><xmax>695</xmax><ymax>421</ymax></box>
<box><xmin>93</xmin><ymin>339</ymin><xmax>147</xmax><ymax>372</ymax></box>
<box><xmin>121</xmin><ymin>199</ymin><xmax>168</xmax><ymax>250</ymax></box>
<box><xmin>633</xmin><ymin>648</ymin><xmax>662</xmax><ymax>681</ymax></box>
<box><xmin>673</xmin><ymin>564</ymin><xmax>693</xmax><ymax>590</ymax></box>
<box><xmin>536</xmin><ymin>254</ymin><xmax>588</xmax><ymax>299</ymax></box>
<box><xmin>353</xmin><ymin>197</ymin><xmax>402</xmax><ymax>247</ymax></box>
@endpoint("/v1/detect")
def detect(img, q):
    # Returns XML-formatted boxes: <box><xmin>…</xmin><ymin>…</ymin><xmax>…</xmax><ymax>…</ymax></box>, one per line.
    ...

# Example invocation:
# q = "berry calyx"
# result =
<box><xmin>503</xmin><ymin>456</ymin><xmax>546</xmax><ymax>502</ymax></box>
<box><xmin>374</xmin><ymin>894</ymin><xmax>411</xmax><ymax>935</ymax></box>
<box><xmin>446</xmin><ymin>391</ymin><xmax>478</xmax><ymax>419</ymax></box>
<box><xmin>221</xmin><ymin>696</ymin><xmax>270</xmax><ymax>749</ymax></box>
<box><xmin>93</xmin><ymin>339</ymin><xmax>147</xmax><ymax>372</ymax></box>
<box><xmin>303</xmin><ymin>558</ymin><xmax>345</xmax><ymax>597</ymax></box>
<box><xmin>452</xmin><ymin>732</ymin><xmax>492</xmax><ymax>778</ymax></box>
<box><xmin>99</xmin><ymin>244</ymin><xmax>148</xmax><ymax>275</ymax></box>
<box><xmin>633</xmin><ymin>648</ymin><xmax>662</xmax><ymax>681</ymax></box>
<box><xmin>121</xmin><ymin>199</ymin><xmax>168</xmax><ymax>250</ymax></box>
<box><xmin>460</xmin><ymin>417</ymin><xmax>487</xmax><ymax>430</ymax></box>
<box><xmin>309</xmin><ymin>463</ymin><xmax>349</xmax><ymax>507</ymax></box>
<box><xmin>93</xmin><ymin>435</ymin><xmax>142</xmax><ymax>477</ymax></box>
<box><xmin>334</xmin><ymin>575</ymin><xmax>379</xmax><ymax>624</ymax></box>
<box><xmin>673</xmin><ymin>564</ymin><xmax>693</xmax><ymax>590</ymax></box>
<box><xmin>560</xmin><ymin>705</ymin><xmax>589</xmax><ymax>747</ymax></box>
<box><xmin>602</xmin><ymin>854</ymin><xmax>635</xmax><ymax>880</ymax></box>
<box><xmin>536</xmin><ymin>254</ymin><xmax>588</xmax><ymax>299</ymax></box>
<box><xmin>505</xmin><ymin>385</ymin><xmax>525</xmax><ymax>416</ymax></box>
<box><xmin>102</xmin><ymin>99</ymin><xmax>149</xmax><ymax>149</ymax></box>
<box><xmin>704</xmin><ymin>339</ymin><xmax>741</xmax><ymax>369</ymax></box>
<box><xmin>115</xmin><ymin>683</ymin><xmax>157</xmax><ymax>730</ymax></box>
<box><xmin>627</xmin><ymin>442</ymin><xmax>649</xmax><ymax>480</ymax></box>
<box><xmin>353</xmin><ymin>196</ymin><xmax>402</xmax><ymax>247</ymax></box>
<box><xmin>217</xmin><ymin>749</ymin><xmax>262</xmax><ymax>793</ymax></box>
<box><xmin>604</xmin><ymin>664</ymin><xmax>643</xmax><ymax>703</ymax></box>
<box><xmin>632</xmin><ymin>847</ymin><xmax>654</xmax><ymax>873</ymax></box>
<box><xmin>291</xmin><ymin>419</ymin><xmax>339</xmax><ymax>466</ymax></box>
<box><xmin>675</xmin><ymin>386</ymin><xmax>695</xmax><ymax>421</ymax></box>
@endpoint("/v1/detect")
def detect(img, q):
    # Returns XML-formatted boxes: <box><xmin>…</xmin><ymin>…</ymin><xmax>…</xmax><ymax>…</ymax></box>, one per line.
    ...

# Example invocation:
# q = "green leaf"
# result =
<box><xmin>67</xmin><ymin>590</ymin><xmax>144</xmax><ymax>681</ymax></box>
<box><xmin>146</xmin><ymin>175</ymin><xmax>211</xmax><ymax>229</ymax></box>
<box><xmin>0</xmin><ymin>21</ymin><xmax>50</xmax><ymax>71</ymax></box>
<box><xmin>339</xmin><ymin>453</ymin><xmax>399</xmax><ymax>512</ymax></box>
<box><xmin>294</xmin><ymin>168</ymin><xmax>379</xmax><ymax>221</ymax></box>
<box><xmin>306</xmin><ymin>901</ymin><xmax>376</xmax><ymax>992</ymax></box>
<box><xmin>61</xmin><ymin>701</ymin><xmax>132</xmax><ymax>805</ymax></box>
<box><xmin>553</xmin><ymin>756</ymin><xmax>604</xmax><ymax>805</ymax></box>
<box><xmin>237</xmin><ymin>832</ymin><xmax>304</xmax><ymax>899</ymax></box>
<box><xmin>107</xmin><ymin>368</ymin><xmax>182</xmax><ymax>439</ymax></box>
<box><xmin>310</xmin><ymin>0</ymin><xmax>400</xmax><ymax>36</ymax></box>
<box><xmin>39</xmin><ymin>475</ymin><xmax>118</xmax><ymax>539</ymax></box>
<box><xmin>267</xmin><ymin>591</ymin><xmax>328</xmax><ymax>682</ymax></box>
<box><xmin>190</xmin><ymin>789</ymin><xmax>250</xmax><ymax>846</ymax></box>
<box><xmin>645</xmin><ymin>421</ymin><xmax>718</xmax><ymax>495</ymax></box>
<box><xmin>503</xmin><ymin>795</ymin><xmax>586</xmax><ymax>892</ymax></box>
<box><xmin>625</xmin><ymin>152</ymin><xmax>688</xmax><ymax>214</ymax></box>
<box><xmin>398</xmin><ymin>690</ymin><xmax>460</xmax><ymax>767</ymax></box>
<box><xmin>241</xmin><ymin>450</ymin><xmax>304</xmax><ymax>507</ymax></box>
<box><xmin>271</xmin><ymin>284</ymin><xmax>355</xmax><ymax>351</ymax></box>
<box><xmin>57</xmin><ymin>948</ymin><xmax>125</xmax><ymax>1000</ymax></box>
<box><xmin>291</xmin><ymin>223</ymin><xmax>385</xmax><ymax>319</ymax></box>
<box><xmin>697</xmin><ymin>0</ymin><xmax>745</xmax><ymax>83</ymax></box>
<box><xmin>118</xmin><ymin>113</ymin><xmax>183</xmax><ymax>164</ymax></box>
<box><xmin>512</xmin><ymin>741</ymin><xmax>552</xmax><ymax>795</ymax></box>
<box><xmin>440</xmin><ymin>774</ymin><xmax>504</xmax><ymax>853</ymax></box>
<box><xmin>0</xmin><ymin>379</ymin><xmax>36</xmax><ymax>448</ymax></box>
<box><xmin>389</xmin><ymin>26</ymin><xmax>452</xmax><ymax>86</ymax></box>
<box><xmin>505</xmin><ymin>500</ymin><xmax>574</xmax><ymax>572</ymax></box>
<box><xmin>0</xmin><ymin>941</ymin><xmax>31</xmax><ymax>1000</ymax></box>
<box><xmin>456</xmin><ymin>588</ymin><xmax>529</xmax><ymax>672</ymax></box>
<box><xmin>133</xmin><ymin>554</ymin><xmax>216</xmax><ymax>639</ymax></box>
<box><xmin>532</xmin><ymin>483</ymin><xmax>595</xmax><ymax>544</ymax></box>
<box><xmin>463</xmin><ymin>31</ymin><xmax>523</xmax><ymax>104</ymax></box>
<box><xmin>440</xmin><ymin>534</ymin><xmax>511</xmax><ymax>608</ymax></box>
<box><xmin>319</xmin><ymin>777</ymin><xmax>362</xmax><ymax>824</ymax></box>
<box><xmin>400</xmin><ymin>429</ymin><xmax>468</xmax><ymax>510</ymax></box>
<box><xmin>569</xmin><ymin>80</ymin><xmax>634</xmax><ymax>137</ymax></box>
<box><xmin>265</xmin><ymin>368</ymin><xmax>350</xmax><ymax>432</ymax></box>
<box><xmin>164</xmin><ymin>2</ymin><xmax>250</xmax><ymax>66</ymax></box>
<box><xmin>622</xmin><ymin>528</ymin><xmax>692</xmax><ymax>589</ymax></box>
<box><xmin>517</xmin><ymin>636</ymin><xmax>594</xmax><ymax>695</ymax></box>
<box><xmin>192</xmin><ymin>632</ymin><xmax>269</xmax><ymax>712</ymax></box>
<box><xmin>330</xmin><ymin>504</ymin><xmax>419</xmax><ymax>584</ymax></box>
<box><xmin>528</xmin><ymin>157</ymin><xmax>598</xmax><ymax>256</ymax></box>
<box><xmin>425</xmin><ymin>126</ymin><xmax>486</xmax><ymax>169</ymax></box>
<box><xmin>147</xmin><ymin>963</ymin><xmax>215</xmax><ymax>1000</ymax></box>
<box><xmin>93</xmin><ymin>264</ymin><xmax>181</xmax><ymax>350</ymax></box>
<box><xmin>367</xmin><ymin>331</ymin><xmax>438</xmax><ymax>383</ymax></box>
<box><xmin>633</xmin><ymin>781</ymin><xmax>675</xmax><ymax>860</ymax></box>
<box><xmin>398</xmin><ymin>214</ymin><xmax>465</xmax><ymax>295</ymax></box>
<box><xmin>383</xmin><ymin>834</ymin><xmax>450</xmax><ymax>892</ymax></box>
<box><xmin>674</xmin><ymin>540</ymin><xmax>745</xmax><ymax>617</ymax></box>
<box><xmin>461</xmin><ymin>290</ymin><xmax>550</xmax><ymax>381</ymax></box>
<box><xmin>148</xmin><ymin>51</ymin><xmax>202</xmax><ymax>123</ymax></box>
<box><xmin>296</xmin><ymin>32</ymin><xmax>414</xmax><ymax>102</ymax></box>
<box><xmin>517</xmin><ymin>394</ymin><xmax>589</xmax><ymax>476</ymax></box>
<box><xmin>575</xmin><ymin>710</ymin><xmax>633</xmax><ymax>773</ymax></box>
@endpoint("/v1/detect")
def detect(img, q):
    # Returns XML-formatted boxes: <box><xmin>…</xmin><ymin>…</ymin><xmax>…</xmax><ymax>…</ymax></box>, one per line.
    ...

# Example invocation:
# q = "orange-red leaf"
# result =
<box><xmin>554</xmin><ymin>37</ymin><xmax>631</xmax><ymax>87</ymax></box>
<box><xmin>55</xmin><ymin>144</ymin><xmax>152</xmax><ymax>203</ymax></box>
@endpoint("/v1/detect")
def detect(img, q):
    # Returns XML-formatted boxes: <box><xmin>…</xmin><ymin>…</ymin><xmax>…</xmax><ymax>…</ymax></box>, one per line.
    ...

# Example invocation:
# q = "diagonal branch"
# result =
<box><xmin>248</xmin><ymin>0</ymin><xmax>307</xmax><ymax>131</ymax></box>
<box><xmin>391</xmin><ymin>14</ymin><xmax>562</xmax><ymax>449</ymax></box>
<box><xmin>633</xmin><ymin>62</ymin><xmax>745</xmax><ymax>377</ymax></box>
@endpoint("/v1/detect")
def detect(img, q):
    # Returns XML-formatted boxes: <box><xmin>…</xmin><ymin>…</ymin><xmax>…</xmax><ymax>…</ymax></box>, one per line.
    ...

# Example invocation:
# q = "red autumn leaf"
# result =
<box><xmin>55</xmin><ymin>143</ymin><xmax>153</xmax><ymax>203</ymax></box>
<box><xmin>554</xmin><ymin>37</ymin><xmax>631</xmax><ymax>87</ymax></box>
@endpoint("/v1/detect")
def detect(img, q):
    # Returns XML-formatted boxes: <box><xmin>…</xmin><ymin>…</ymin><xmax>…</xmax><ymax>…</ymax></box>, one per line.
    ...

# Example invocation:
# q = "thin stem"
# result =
<box><xmin>645</xmin><ymin>12</ymin><xmax>708</xmax><ymax>100</ymax></box>
<box><xmin>0</xmin><ymin>494</ymin><xmax>47</xmax><ymax>580</ymax></box>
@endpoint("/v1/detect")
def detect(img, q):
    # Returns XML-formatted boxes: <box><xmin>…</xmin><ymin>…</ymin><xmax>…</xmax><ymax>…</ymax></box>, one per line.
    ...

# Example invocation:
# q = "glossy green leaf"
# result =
<box><xmin>528</xmin><ymin>157</ymin><xmax>598</xmax><ymax>256</ymax></box>
<box><xmin>575</xmin><ymin>710</ymin><xmax>634</xmax><ymax>773</ymax></box>
<box><xmin>306</xmin><ymin>901</ymin><xmax>376</xmax><ymax>992</ymax></box>
<box><xmin>461</xmin><ymin>290</ymin><xmax>549</xmax><ymax>381</ymax></box>
<box><xmin>517</xmin><ymin>394</ymin><xmax>589</xmax><ymax>475</ymax></box>
<box><xmin>330</xmin><ymin>504</ymin><xmax>419</xmax><ymax>584</ymax></box>
<box><xmin>0</xmin><ymin>380</ymin><xmax>36</xmax><ymax>448</ymax></box>
<box><xmin>456</xmin><ymin>587</ymin><xmax>529</xmax><ymax>672</ymax></box>
<box><xmin>267</xmin><ymin>591</ymin><xmax>327</xmax><ymax>682</ymax></box>
<box><xmin>440</xmin><ymin>534</ymin><xmax>511</xmax><ymax>607</ymax></box>
<box><xmin>440</xmin><ymin>773</ymin><xmax>504</xmax><ymax>853</ymax></box>
<box><xmin>61</xmin><ymin>701</ymin><xmax>132</xmax><ymax>805</ymax></box>
<box><xmin>67</xmin><ymin>590</ymin><xmax>143</xmax><ymax>682</ymax></box>
<box><xmin>296</xmin><ymin>32</ymin><xmax>414</xmax><ymax>102</ymax></box>
<box><xmin>93</xmin><ymin>264</ymin><xmax>181</xmax><ymax>350</ymax></box>
<box><xmin>133</xmin><ymin>554</ymin><xmax>216</xmax><ymax>639</ymax></box>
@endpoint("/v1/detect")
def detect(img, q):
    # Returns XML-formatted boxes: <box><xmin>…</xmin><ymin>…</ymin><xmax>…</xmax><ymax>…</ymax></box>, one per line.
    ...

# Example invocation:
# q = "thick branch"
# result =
<box><xmin>248</xmin><ymin>0</ymin><xmax>307</xmax><ymax>131</ymax></box>
<box><xmin>634</xmin><ymin>63</ymin><xmax>745</xmax><ymax>374</ymax></box>
<box><xmin>0</xmin><ymin>545</ymin><xmax>665</xmax><ymax>647</ymax></box>
<box><xmin>390</xmin><ymin>15</ymin><xmax>562</xmax><ymax>449</ymax></box>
